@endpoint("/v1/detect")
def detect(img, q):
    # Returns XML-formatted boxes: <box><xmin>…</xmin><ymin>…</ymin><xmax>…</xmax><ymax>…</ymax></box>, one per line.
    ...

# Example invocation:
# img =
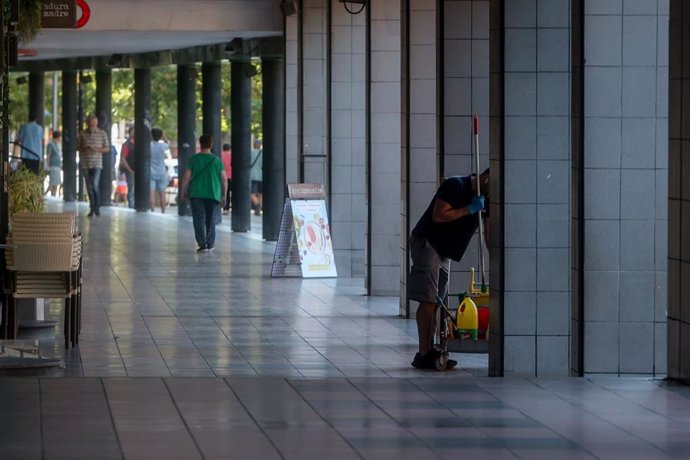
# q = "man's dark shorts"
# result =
<box><xmin>407</xmin><ymin>234</ymin><xmax>450</xmax><ymax>304</ymax></box>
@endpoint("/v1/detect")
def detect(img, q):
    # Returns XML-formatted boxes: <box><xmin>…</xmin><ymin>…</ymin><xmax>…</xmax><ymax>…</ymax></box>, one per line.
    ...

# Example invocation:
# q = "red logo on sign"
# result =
<box><xmin>76</xmin><ymin>0</ymin><xmax>90</xmax><ymax>28</ymax></box>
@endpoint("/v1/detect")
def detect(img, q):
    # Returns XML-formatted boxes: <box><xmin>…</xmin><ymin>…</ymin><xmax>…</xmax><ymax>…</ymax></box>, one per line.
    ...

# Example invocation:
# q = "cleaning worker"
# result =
<box><xmin>408</xmin><ymin>168</ymin><xmax>490</xmax><ymax>370</ymax></box>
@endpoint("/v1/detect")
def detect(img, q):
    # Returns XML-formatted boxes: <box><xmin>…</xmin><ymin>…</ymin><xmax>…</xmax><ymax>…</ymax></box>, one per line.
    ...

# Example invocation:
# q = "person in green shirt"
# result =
<box><xmin>180</xmin><ymin>134</ymin><xmax>228</xmax><ymax>252</ymax></box>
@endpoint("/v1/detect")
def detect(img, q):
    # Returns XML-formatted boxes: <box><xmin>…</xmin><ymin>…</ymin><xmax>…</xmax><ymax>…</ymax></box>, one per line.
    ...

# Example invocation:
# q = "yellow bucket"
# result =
<box><xmin>468</xmin><ymin>268</ymin><xmax>489</xmax><ymax>340</ymax></box>
<box><xmin>456</xmin><ymin>294</ymin><xmax>478</xmax><ymax>340</ymax></box>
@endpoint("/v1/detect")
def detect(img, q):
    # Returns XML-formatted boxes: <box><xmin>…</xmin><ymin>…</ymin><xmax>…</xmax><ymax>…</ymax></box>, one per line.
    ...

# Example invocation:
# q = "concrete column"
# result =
<box><xmin>134</xmin><ymin>68</ymin><xmax>152</xmax><ymax>212</ymax></box>
<box><xmin>96</xmin><ymin>69</ymin><xmax>113</xmax><ymax>206</ymax></box>
<box><xmin>668</xmin><ymin>0</ymin><xmax>688</xmax><ymax>383</ymax></box>
<box><xmin>301</xmin><ymin>0</ymin><xmax>329</xmax><ymax>187</ymax></box>
<box><xmin>329</xmin><ymin>0</ymin><xmax>367</xmax><ymax>278</ymax></box>
<box><xmin>579</xmin><ymin>0</ymin><xmax>668</xmax><ymax>376</ymax></box>
<box><xmin>571</xmin><ymin>0</ymin><xmax>585</xmax><ymax>376</ymax></box>
<box><xmin>489</xmin><ymin>0</ymin><xmax>572</xmax><ymax>377</ymax></box>
<box><xmin>28</xmin><ymin>71</ymin><xmax>45</xmax><ymax>127</ymax></box>
<box><xmin>77</xmin><ymin>72</ymin><xmax>86</xmax><ymax>201</ymax></box>
<box><xmin>231</xmin><ymin>61</ymin><xmax>252</xmax><ymax>232</ymax></box>
<box><xmin>285</xmin><ymin>5</ymin><xmax>300</xmax><ymax>183</ymax></box>
<box><xmin>262</xmin><ymin>58</ymin><xmax>285</xmax><ymax>241</ymax></box>
<box><xmin>368</xmin><ymin>0</ymin><xmax>401</xmax><ymax>295</ymax></box>
<box><xmin>177</xmin><ymin>64</ymin><xmax>196</xmax><ymax>217</ymax></box>
<box><xmin>488</xmin><ymin>0</ymin><xmax>504</xmax><ymax>378</ymax></box>
<box><xmin>61</xmin><ymin>70</ymin><xmax>78</xmax><ymax>202</ymax></box>
<box><xmin>202</xmin><ymin>61</ymin><xmax>222</xmax><ymax>158</ymax></box>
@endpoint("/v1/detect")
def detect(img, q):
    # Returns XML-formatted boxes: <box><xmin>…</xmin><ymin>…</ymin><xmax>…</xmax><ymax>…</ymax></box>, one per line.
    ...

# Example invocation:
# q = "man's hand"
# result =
<box><xmin>467</xmin><ymin>195</ymin><xmax>485</xmax><ymax>214</ymax></box>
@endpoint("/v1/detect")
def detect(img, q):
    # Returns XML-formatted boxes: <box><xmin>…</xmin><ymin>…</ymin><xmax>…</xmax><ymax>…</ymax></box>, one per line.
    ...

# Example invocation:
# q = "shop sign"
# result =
<box><xmin>41</xmin><ymin>0</ymin><xmax>77</xmax><ymax>28</ymax></box>
<box><xmin>42</xmin><ymin>0</ymin><xmax>90</xmax><ymax>29</ymax></box>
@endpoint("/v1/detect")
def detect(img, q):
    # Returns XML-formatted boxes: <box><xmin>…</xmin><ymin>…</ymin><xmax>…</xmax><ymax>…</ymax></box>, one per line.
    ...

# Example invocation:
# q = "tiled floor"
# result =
<box><xmin>1</xmin><ymin>201</ymin><xmax>689</xmax><ymax>459</ymax></box>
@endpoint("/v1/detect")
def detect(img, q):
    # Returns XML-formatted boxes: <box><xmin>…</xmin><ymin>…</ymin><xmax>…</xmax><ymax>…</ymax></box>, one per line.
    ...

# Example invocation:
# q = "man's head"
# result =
<box><xmin>151</xmin><ymin>127</ymin><xmax>163</xmax><ymax>142</ymax></box>
<box><xmin>87</xmin><ymin>114</ymin><xmax>98</xmax><ymax>130</ymax></box>
<box><xmin>52</xmin><ymin>130</ymin><xmax>61</xmax><ymax>140</ymax></box>
<box><xmin>127</xmin><ymin>126</ymin><xmax>135</xmax><ymax>140</ymax></box>
<box><xmin>199</xmin><ymin>134</ymin><xmax>213</xmax><ymax>150</ymax></box>
<box><xmin>222</xmin><ymin>143</ymin><xmax>231</xmax><ymax>152</ymax></box>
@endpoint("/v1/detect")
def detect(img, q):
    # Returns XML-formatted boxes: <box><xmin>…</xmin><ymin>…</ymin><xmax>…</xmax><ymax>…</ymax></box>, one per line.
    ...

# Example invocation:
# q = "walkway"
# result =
<box><xmin>0</xmin><ymin>201</ymin><xmax>688</xmax><ymax>459</ymax></box>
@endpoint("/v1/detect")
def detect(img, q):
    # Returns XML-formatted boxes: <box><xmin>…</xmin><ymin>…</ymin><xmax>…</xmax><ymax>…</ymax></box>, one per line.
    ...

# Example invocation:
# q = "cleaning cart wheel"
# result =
<box><xmin>436</xmin><ymin>355</ymin><xmax>448</xmax><ymax>371</ymax></box>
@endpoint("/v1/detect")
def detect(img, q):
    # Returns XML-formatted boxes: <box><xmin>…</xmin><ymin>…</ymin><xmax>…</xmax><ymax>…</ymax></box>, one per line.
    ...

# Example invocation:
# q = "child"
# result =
<box><xmin>114</xmin><ymin>172</ymin><xmax>128</xmax><ymax>206</ymax></box>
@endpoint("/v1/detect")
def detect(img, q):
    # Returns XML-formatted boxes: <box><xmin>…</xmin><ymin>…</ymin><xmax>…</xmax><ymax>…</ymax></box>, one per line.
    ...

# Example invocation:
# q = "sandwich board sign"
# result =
<box><xmin>271</xmin><ymin>183</ymin><xmax>337</xmax><ymax>278</ymax></box>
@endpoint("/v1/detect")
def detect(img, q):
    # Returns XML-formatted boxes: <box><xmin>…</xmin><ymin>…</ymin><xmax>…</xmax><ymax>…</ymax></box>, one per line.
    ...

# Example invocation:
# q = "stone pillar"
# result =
<box><xmin>134</xmin><ymin>68</ymin><xmax>152</xmax><ymax>212</ymax></box>
<box><xmin>77</xmin><ymin>72</ymin><xmax>86</xmax><ymax>201</ymax></box>
<box><xmin>285</xmin><ymin>6</ymin><xmax>300</xmax><ymax>184</ymax></box>
<box><xmin>96</xmin><ymin>69</ymin><xmax>113</xmax><ymax>206</ymax></box>
<box><xmin>490</xmin><ymin>0</ymin><xmax>571</xmax><ymax>377</ymax></box>
<box><xmin>328</xmin><ymin>0</ymin><xmax>367</xmax><ymax>277</ymax></box>
<box><xmin>202</xmin><ymin>61</ymin><xmax>222</xmax><ymax>158</ymax></box>
<box><xmin>28</xmin><ymin>71</ymin><xmax>45</xmax><ymax>127</ymax></box>
<box><xmin>571</xmin><ymin>0</ymin><xmax>585</xmax><ymax>376</ymax></box>
<box><xmin>668</xmin><ymin>0</ymin><xmax>688</xmax><ymax>383</ymax></box>
<box><xmin>62</xmin><ymin>70</ymin><xmax>78</xmax><ymax>202</ymax></box>
<box><xmin>579</xmin><ymin>0</ymin><xmax>668</xmax><ymax>376</ymax></box>
<box><xmin>301</xmin><ymin>0</ymin><xmax>329</xmax><ymax>188</ymax></box>
<box><xmin>367</xmin><ymin>0</ymin><xmax>401</xmax><ymax>296</ymax></box>
<box><xmin>26</xmin><ymin>71</ymin><xmax>45</xmax><ymax>168</ymax></box>
<box><xmin>231</xmin><ymin>61</ymin><xmax>252</xmax><ymax>232</ymax></box>
<box><xmin>262</xmin><ymin>58</ymin><xmax>285</xmax><ymax>241</ymax></box>
<box><xmin>177</xmin><ymin>64</ymin><xmax>196</xmax><ymax>217</ymax></box>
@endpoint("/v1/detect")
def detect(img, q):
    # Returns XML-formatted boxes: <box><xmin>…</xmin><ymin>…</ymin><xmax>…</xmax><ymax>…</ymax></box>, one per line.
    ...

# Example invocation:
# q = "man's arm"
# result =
<box><xmin>120</xmin><ymin>144</ymin><xmax>134</xmax><ymax>173</ymax></box>
<box><xmin>431</xmin><ymin>197</ymin><xmax>472</xmax><ymax>223</ymax></box>
<box><xmin>219</xmin><ymin>170</ymin><xmax>228</xmax><ymax>206</ymax></box>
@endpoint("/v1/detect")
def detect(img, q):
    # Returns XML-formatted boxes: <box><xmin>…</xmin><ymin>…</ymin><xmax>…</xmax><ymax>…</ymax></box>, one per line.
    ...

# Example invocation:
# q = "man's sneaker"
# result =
<box><xmin>411</xmin><ymin>351</ymin><xmax>437</xmax><ymax>370</ymax></box>
<box><xmin>87</xmin><ymin>210</ymin><xmax>95</xmax><ymax>217</ymax></box>
<box><xmin>412</xmin><ymin>350</ymin><xmax>457</xmax><ymax>371</ymax></box>
<box><xmin>196</xmin><ymin>246</ymin><xmax>207</xmax><ymax>253</ymax></box>
<box><xmin>206</xmin><ymin>245</ymin><xmax>215</xmax><ymax>252</ymax></box>
<box><xmin>411</xmin><ymin>352</ymin><xmax>425</xmax><ymax>369</ymax></box>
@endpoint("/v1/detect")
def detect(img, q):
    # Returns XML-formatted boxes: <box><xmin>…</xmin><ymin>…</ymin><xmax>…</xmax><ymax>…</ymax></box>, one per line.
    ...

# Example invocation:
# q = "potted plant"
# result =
<box><xmin>8</xmin><ymin>165</ymin><xmax>46</xmax><ymax>216</ymax></box>
<box><xmin>18</xmin><ymin>0</ymin><xmax>43</xmax><ymax>44</ymax></box>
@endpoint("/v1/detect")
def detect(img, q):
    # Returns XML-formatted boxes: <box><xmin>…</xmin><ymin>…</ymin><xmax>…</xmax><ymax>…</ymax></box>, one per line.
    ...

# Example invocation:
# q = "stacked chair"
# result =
<box><xmin>1</xmin><ymin>213</ymin><xmax>83</xmax><ymax>348</ymax></box>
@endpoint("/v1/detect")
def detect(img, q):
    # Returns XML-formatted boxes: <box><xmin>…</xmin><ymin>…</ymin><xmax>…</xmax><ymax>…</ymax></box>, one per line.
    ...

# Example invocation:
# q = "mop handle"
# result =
<box><xmin>473</xmin><ymin>114</ymin><xmax>486</xmax><ymax>288</ymax></box>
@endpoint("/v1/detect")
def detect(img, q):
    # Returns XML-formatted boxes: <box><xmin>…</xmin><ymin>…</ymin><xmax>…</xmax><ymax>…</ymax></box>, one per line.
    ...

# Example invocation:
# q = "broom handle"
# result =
<box><xmin>473</xmin><ymin>114</ymin><xmax>486</xmax><ymax>288</ymax></box>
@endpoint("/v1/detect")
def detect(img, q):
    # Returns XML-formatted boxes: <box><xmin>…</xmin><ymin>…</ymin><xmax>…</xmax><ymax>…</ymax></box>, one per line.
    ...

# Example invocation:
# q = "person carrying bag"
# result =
<box><xmin>180</xmin><ymin>134</ymin><xmax>228</xmax><ymax>252</ymax></box>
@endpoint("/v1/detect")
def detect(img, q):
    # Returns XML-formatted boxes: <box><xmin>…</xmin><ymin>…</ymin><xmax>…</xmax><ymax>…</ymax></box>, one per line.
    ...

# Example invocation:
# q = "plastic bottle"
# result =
<box><xmin>456</xmin><ymin>293</ymin><xmax>479</xmax><ymax>340</ymax></box>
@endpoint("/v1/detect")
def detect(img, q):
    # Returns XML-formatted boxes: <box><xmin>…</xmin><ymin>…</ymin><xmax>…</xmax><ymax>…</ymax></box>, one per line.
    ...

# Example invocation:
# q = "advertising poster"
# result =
<box><xmin>290</xmin><ymin>199</ymin><xmax>337</xmax><ymax>278</ymax></box>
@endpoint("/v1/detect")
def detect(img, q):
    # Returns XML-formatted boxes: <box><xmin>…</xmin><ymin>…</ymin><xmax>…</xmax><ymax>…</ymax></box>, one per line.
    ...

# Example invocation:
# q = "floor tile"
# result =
<box><xmin>1</xmin><ymin>201</ymin><xmax>687</xmax><ymax>459</ymax></box>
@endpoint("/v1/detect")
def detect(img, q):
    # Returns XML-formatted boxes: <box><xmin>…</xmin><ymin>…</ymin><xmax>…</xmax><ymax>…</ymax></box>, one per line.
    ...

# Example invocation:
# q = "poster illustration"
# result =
<box><xmin>290</xmin><ymin>199</ymin><xmax>337</xmax><ymax>278</ymax></box>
